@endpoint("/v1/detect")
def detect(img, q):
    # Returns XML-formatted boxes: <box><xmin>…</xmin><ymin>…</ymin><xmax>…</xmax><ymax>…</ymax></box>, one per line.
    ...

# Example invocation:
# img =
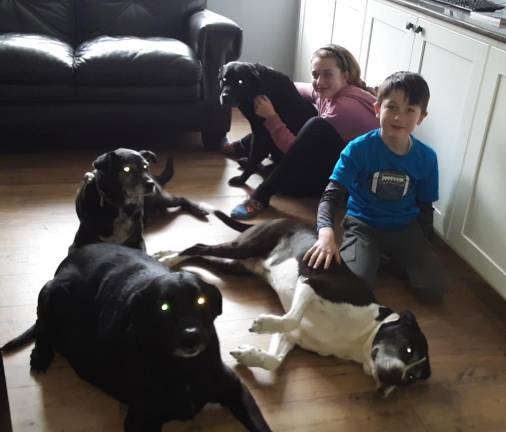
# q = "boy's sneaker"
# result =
<box><xmin>230</xmin><ymin>198</ymin><xmax>266</xmax><ymax>220</ymax></box>
<box><xmin>222</xmin><ymin>140</ymin><xmax>248</xmax><ymax>159</ymax></box>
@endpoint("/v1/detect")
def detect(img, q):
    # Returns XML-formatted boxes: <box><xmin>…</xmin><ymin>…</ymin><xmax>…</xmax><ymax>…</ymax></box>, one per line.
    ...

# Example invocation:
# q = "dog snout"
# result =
<box><xmin>180</xmin><ymin>327</ymin><xmax>203</xmax><ymax>349</ymax></box>
<box><xmin>143</xmin><ymin>176</ymin><xmax>155</xmax><ymax>195</ymax></box>
<box><xmin>220</xmin><ymin>90</ymin><xmax>233</xmax><ymax>106</ymax></box>
<box><xmin>377</xmin><ymin>367</ymin><xmax>403</xmax><ymax>386</ymax></box>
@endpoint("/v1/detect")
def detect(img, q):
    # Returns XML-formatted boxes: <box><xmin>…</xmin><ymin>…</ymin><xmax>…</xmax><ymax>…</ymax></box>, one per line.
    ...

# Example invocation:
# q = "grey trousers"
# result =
<box><xmin>339</xmin><ymin>215</ymin><xmax>446</xmax><ymax>302</ymax></box>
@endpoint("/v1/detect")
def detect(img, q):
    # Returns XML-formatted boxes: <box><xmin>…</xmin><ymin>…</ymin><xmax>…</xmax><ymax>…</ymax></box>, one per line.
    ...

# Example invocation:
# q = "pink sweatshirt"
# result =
<box><xmin>263</xmin><ymin>82</ymin><xmax>379</xmax><ymax>153</ymax></box>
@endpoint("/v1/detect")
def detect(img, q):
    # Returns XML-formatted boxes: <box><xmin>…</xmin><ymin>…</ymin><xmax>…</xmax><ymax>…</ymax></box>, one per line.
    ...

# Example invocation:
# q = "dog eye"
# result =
<box><xmin>122</xmin><ymin>165</ymin><xmax>133</xmax><ymax>173</ymax></box>
<box><xmin>160</xmin><ymin>302</ymin><xmax>171</xmax><ymax>312</ymax></box>
<box><xmin>406</xmin><ymin>347</ymin><xmax>412</xmax><ymax>354</ymax></box>
<box><xmin>196</xmin><ymin>295</ymin><xmax>206</xmax><ymax>306</ymax></box>
<box><xmin>238</xmin><ymin>79</ymin><xmax>243</xmax><ymax>85</ymax></box>
<box><xmin>222</xmin><ymin>77</ymin><xmax>227</xmax><ymax>82</ymax></box>
<box><xmin>143</xmin><ymin>164</ymin><xmax>148</xmax><ymax>170</ymax></box>
<box><xmin>408</xmin><ymin>374</ymin><xmax>416</xmax><ymax>382</ymax></box>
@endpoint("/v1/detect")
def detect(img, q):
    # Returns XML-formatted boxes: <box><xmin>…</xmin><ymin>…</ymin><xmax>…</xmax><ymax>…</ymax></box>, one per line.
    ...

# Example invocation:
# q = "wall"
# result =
<box><xmin>207</xmin><ymin>0</ymin><xmax>300</xmax><ymax>77</ymax></box>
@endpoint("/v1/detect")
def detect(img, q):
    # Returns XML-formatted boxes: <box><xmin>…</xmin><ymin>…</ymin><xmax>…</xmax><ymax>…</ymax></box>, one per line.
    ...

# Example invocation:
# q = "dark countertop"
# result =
<box><xmin>385</xmin><ymin>0</ymin><xmax>506</xmax><ymax>43</ymax></box>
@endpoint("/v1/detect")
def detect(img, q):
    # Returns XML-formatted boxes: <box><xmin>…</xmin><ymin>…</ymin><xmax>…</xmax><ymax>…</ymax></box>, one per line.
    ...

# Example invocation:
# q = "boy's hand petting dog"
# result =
<box><xmin>304</xmin><ymin>226</ymin><xmax>341</xmax><ymax>269</ymax></box>
<box><xmin>254</xmin><ymin>95</ymin><xmax>277</xmax><ymax>119</ymax></box>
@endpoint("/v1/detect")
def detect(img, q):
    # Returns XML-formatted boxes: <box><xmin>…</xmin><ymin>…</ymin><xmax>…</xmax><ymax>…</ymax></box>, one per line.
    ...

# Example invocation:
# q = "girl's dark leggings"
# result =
<box><xmin>253</xmin><ymin>117</ymin><xmax>345</xmax><ymax>205</ymax></box>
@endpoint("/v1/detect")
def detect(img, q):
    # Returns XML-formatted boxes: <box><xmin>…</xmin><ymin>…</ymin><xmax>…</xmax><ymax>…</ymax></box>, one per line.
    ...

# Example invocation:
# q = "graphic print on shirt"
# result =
<box><xmin>369</xmin><ymin>171</ymin><xmax>411</xmax><ymax>200</ymax></box>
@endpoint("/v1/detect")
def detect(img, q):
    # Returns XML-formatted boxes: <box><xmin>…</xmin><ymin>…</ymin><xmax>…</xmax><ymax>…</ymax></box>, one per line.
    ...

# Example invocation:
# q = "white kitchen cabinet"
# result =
<box><xmin>360</xmin><ymin>0</ymin><xmax>488</xmax><ymax>238</ymax></box>
<box><xmin>448</xmin><ymin>47</ymin><xmax>506</xmax><ymax>299</ymax></box>
<box><xmin>331</xmin><ymin>0</ymin><xmax>368</xmax><ymax>64</ymax></box>
<box><xmin>294</xmin><ymin>0</ymin><xmax>336</xmax><ymax>82</ymax></box>
<box><xmin>360</xmin><ymin>0</ymin><xmax>417</xmax><ymax>87</ymax></box>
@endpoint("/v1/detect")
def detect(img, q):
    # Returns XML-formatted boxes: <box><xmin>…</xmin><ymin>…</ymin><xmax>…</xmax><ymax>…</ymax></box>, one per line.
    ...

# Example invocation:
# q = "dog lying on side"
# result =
<box><xmin>1</xmin><ymin>244</ymin><xmax>271</xmax><ymax>432</ymax></box>
<box><xmin>156</xmin><ymin>212</ymin><xmax>431</xmax><ymax>397</ymax></box>
<box><xmin>219</xmin><ymin>61</ymin><xmax>317</xmax><ymax>186</ymax></box>
<box><xmin>70</xmin><ymin>148</ymin><xmax>208</xmax><ymax>252</ymax></box>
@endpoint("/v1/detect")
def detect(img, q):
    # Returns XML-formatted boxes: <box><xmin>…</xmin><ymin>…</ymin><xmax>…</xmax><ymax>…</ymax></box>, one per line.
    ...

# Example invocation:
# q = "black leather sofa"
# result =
<box><xmin>0</xmin><ymin>0</ymin><xmax>242</xmax><ymax>148</ymax></box>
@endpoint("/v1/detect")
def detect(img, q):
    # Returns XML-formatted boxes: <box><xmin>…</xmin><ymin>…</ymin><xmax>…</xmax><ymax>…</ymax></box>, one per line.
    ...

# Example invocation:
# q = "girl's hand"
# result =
<box><xmin>254</xmin><ymin>95</ymin><xmax>276</xmax><ymax>119</ymax></box>
<box><xmin>303</xmin><ymin>227</ymin><xmax>341</xmax><ymax>270</ymax></box>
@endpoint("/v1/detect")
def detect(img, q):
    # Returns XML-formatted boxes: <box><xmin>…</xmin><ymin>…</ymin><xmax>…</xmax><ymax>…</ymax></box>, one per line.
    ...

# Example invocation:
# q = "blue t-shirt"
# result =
<box><xmin>330</xmin><ymin>129</ymin><xmax>439</xmax><ymax>229</ymax></box>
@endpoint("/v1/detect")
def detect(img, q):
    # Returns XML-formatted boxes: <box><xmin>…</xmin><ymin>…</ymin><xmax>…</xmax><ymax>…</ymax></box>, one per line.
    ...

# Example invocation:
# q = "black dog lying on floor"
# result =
<box><xmin>156</xmin><ymin>211</ymin><xmax>431</xmax><ymax>398</ymax></box>
<box><xmin>219</xmin><ymin>61</ymin><xmax>317</xmax><ymax>186</ymax></box>
<box><xmin>1</xmin><ymin>244</ymin><xmax>271</xmax><ymax>432</ymax></box>
<box><xmin>70</xmin><ymin>148</ymin><xmax>208</xmax><ymax>252</ymax></box>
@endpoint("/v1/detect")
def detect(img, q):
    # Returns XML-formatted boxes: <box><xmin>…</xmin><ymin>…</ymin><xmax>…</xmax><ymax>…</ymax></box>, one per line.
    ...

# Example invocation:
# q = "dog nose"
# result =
<box><xmin>143</xmin><ymin>177</ymin><xmax>155</xmax><ymax>194</ymax></box>
<box><xmin>180</xmin><ymin>327</ymin><xmax>202</xmax><ymax>348</ymax></box>
<box><xmin>377</xmin><ymin>367</ymin><xmax>403</xmax><ymax>385</ymax></box>
<box><xmin>220</xmin><ymin>91</ymin><xmax>232</xmax><ymax>106</ymax></box>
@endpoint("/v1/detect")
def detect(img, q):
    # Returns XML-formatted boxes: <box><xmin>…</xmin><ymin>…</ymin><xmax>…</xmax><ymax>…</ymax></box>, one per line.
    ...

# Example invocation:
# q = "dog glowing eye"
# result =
<box><xmin>161</xmin><ymin>303</ymin><xmax>170</xmax><ymax>312</ymax></box>
<box><xmin>406</xmin><ymin>347</ymin><xmax>412</xmax><ymax>354</ymax></box>
<box><xmin>222</xmin><ymin>77</ymin><xmax>227</xmax><ymax>82</ymax></box>
<box><xmin>143</xmin><ymin>164</ymin><xmax>148</xmax><ymax>169</ymax></box>
<box><xmin>196</xmin><ymin>296</ymin><xmax>206</xmax><ymax>306</ymax></box>
<box><xmin>123</xmin><ymin>165</ymin><xmax>132</xmax><ymax>173</ymax></box>
<box><xmin>238</xmin><ymin>80</ymin><xmax>243</xmax><ymax>84</ymax></box>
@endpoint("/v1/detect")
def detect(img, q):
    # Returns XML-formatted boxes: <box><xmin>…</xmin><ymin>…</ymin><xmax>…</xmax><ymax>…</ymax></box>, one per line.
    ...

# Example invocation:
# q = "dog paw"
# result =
<box><xmin>230</xmin><ymin>345</ymin><xmax>280</xmax><ymax>370</ymax></box>
<box><xmin>151</xmin><ymin>249</ymin><xmax>178</xmax><ymax>260</ymax></box>
<box><xmin>30</xmin><ymin>346</ymin><xmax>53</xmax><ymax>373</ymax></box>
<box><xmin>191</xmin><ymin>206</ymin><xmax>209</xmax><ymax>220</ymax></box>
<box><xmin>249</xmin><ymin>314</ymin><xmax>284</xmax><ymax>334</ymax></box>
<box><xmin>228</xmin><ymin>176</ymin><xmax>246</xmax><ymax>187</ymax></box>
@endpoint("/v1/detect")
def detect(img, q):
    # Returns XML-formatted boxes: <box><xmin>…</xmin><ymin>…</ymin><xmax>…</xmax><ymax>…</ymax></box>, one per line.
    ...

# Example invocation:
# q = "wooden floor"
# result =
<box><xmin>1</xmin><ymin>110</ymin><xmax>506</xmax><ymax>431</ymax></box>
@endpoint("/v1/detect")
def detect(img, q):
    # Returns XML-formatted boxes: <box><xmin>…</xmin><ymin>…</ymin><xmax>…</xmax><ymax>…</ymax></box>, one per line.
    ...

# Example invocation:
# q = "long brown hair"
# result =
<box><xmin>311</xmin><ymin>44</ymin><xmax>374</xmax><ymax>94</ymax></box>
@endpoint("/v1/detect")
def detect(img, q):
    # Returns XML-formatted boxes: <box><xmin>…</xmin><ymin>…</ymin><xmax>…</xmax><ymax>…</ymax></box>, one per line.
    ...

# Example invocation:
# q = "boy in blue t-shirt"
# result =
<box><xmin>304</xmin><ymin>71</ymin><xmax>446</xmax><ymax>302</ymax></box>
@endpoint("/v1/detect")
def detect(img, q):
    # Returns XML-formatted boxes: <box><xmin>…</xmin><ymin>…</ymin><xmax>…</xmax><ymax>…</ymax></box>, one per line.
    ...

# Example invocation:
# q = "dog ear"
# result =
<box><xmin>399</xmin><ymin>310</ymin><xmax>420</xmax><ymax>331</ymax></box>
<box><xmin>202</xmin><ymin>281</ymin><xmax>222</xmax><ymax>318</ymax></box>
<box><xmin>140</xmin><ymin>150</ymin><xmax>158</xmax><ymax>164</ymax></box>
<box><xmin>92</xmin><ymin>151</ymin><xmax>115</xmax><ymax>172</ymax></box>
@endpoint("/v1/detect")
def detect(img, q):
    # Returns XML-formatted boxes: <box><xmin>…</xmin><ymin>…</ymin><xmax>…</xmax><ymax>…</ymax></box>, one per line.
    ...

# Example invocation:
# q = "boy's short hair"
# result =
<box><xmin>377</xmin><ymin>71</ymin><xmax>430</xmax><ymax>114</ymax></box>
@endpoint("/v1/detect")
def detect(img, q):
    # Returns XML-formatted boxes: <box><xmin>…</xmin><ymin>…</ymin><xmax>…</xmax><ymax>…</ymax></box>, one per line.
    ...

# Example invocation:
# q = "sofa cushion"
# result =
<box><xmin>75</xmin><ymin>0</ymin><xmax>206</xmax><ymax>44</ymax></box>
<box><xmin>0</xmin><ymin>0</ymin><xmax>74</xmax><ymax>45</ymax></box>
<box><xmin>0</xmin><ymin>33</ymin><xmax>74</xmax><ymax>84</ymax></box>
<box><xmin>74</xmin><ymin>36</ymin><xmax>202</xmax><ymax>86</ymax></box>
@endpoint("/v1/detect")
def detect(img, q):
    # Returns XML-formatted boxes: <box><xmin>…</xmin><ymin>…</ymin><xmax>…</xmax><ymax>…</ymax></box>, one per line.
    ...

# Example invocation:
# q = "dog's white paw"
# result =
<box><xmin>230</xmin><ymin>345</ymin><xmax>279</xmax><ymax>370</ymax></box>
<box><xmin>249</xmin><ymin>314</ymin><xmax>287</xmax><ymax>334</ymax></box>
<box><xmin>152</xmin><ymin>250</ymin><xmax>184</xmax><ymax>267</ymax></box>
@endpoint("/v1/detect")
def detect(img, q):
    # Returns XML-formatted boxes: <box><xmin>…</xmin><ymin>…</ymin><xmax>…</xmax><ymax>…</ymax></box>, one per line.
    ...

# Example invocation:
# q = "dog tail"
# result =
<box><xmin>154</xmin><ymin>157</ymin><xmax>174</xmax><ymax>186</ymax></box>
<box><xmin>213</xmin><ymin>210</ymin><xmax>252</xmax><ymax>232</ymax></box>
<box><xmin>1</xmin><ymin>325</ymin><xmax>35</xmax><ymax>352</ymax></box>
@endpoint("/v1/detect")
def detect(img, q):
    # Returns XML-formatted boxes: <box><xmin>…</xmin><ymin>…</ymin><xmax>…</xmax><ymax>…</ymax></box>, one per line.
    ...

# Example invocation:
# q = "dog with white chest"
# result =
<box><xmin>156</xmin><ymin>212</ymin><xmax>431</xmax><ymax>397</ymax></box>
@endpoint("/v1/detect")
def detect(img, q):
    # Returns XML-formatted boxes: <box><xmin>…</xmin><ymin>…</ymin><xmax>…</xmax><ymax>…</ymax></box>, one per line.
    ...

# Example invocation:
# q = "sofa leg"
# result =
<box><xmin>202</xmin><ymin>132</ymin><xmax>227</xmax><ymax>150</ymax></box>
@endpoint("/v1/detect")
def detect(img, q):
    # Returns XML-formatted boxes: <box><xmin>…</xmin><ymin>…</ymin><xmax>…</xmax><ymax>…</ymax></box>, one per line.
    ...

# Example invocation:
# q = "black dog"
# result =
<box><xmin>70</xmin><ymin>148</ymin><xmax>208</xmax><ymax>252</ymax></box>
<box><xmin>156</xmin><ymin>211</ymin><xmax>431</xmax><ymax>397</ymax></box>
<box><xmin>219</xmin><ymin>61</ymin><xmax>317</xmax><ymax>186</ymax></box>
<box><xmin>2</xmin><ymin>244</ymin><xmax>271</xmax><ymax>432</ymax></box>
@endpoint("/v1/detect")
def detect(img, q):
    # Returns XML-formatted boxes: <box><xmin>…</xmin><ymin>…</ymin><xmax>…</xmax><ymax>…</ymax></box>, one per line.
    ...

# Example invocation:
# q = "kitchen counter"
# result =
<box><xmin>386</xmin><ymin>0</ymin><xmax>506</xmax><ymax>43</ymax></box>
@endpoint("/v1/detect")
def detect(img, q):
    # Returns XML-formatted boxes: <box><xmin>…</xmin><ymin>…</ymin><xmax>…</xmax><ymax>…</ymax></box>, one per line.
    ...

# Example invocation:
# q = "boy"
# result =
<box><xmin>304</xmin><ymin>71</ymin><xmax>446</xmax><ymax>303</ymax></box>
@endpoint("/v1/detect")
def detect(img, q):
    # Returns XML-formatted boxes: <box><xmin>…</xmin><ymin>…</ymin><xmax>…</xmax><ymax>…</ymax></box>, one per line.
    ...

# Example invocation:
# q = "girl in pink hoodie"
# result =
<box><xmin>230</xmin><ymin>44</ymin><xmax>379</xmax><ymax>219</ymax></box>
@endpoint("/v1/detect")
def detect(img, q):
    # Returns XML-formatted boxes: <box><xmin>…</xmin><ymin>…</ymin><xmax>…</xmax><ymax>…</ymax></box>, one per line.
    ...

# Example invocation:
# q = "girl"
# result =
<box><xmin>227</xmin><ymin>44</ymin><xmax>379</xmax><ymax>219</ymax></box>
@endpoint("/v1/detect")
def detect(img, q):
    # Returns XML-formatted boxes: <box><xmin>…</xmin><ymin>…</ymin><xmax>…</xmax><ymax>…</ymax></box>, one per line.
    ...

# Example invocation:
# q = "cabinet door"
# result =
<box><xmin>331</xmin><ymin>0</ymin><xmax>367</xmax><ymax>63</ymax></box>
<box><xmin>448</xmin><ymin>47</ymin><xmax>506</xmax><ymax>299</ymax></box>
<box><xmin>294</xmin><ymin>0</ymin><xmax>336</xmax><ymax>82</ymax></box>
<box><xmin>409</xmin><ymin>19</ymin><xmax>488</xmax><ymax>238</ymax></box>
<box><xmin>360</xmin><ymin>0</ymin><xmax>416</xmax><ymax>88</ymax></box>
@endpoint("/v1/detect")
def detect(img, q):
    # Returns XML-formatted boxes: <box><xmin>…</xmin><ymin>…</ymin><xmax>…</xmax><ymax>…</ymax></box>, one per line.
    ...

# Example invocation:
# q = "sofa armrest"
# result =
<box><xmin>187</xmin><ymin>9</ymin><xmax>242</xmax><ymax>100</ymax></box>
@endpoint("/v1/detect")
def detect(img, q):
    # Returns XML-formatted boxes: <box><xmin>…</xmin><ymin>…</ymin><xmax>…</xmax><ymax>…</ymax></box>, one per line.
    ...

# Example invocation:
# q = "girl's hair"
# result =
<box><xmin>311</xmin><ymin>44</ymin><xmax>373</xmax><ymax>94</ymax></box>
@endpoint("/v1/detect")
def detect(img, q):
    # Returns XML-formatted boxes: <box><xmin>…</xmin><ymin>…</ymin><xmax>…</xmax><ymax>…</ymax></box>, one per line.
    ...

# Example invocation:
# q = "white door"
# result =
<box><xmin>294</xmin><ymin>0</ymin><xmax>336</xmax><ymax>82</ymax></box>
<box><xmin>409</xmin><ymin>19</ymin><xmax>488</xmax><ymax>238</ymax></box>
<box><xmin>331</xmin><ymin>0</ymin><xmax>367</xmax><ymax>64</ymax></box>
<box><xmin>360</xmin><ymin>0</ymin><xmax>417</xmax><ymax>88</ymax></box>
<box><xmin>448</xmin><ymin>47</ymin><xmax>506</xmax><ymax>300</ymax></box>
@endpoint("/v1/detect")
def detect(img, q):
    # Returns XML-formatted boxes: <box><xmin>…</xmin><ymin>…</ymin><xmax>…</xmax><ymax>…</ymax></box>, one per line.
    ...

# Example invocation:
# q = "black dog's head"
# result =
<box><xmin>92</xmin><ymin>148</ymin><xmax>157</xmax><ymax>207</ymax></box>
<box><xmin>128</xmin><ymin>271</ymin><xmax>222</xmax><ymax>359</ymax></box>
<box><xmin>369</xmin><ymin>310</ymin><xmax>431</xmax><ymax>396</ymax></box>
<box><xmin>218</xmin><ymin>61</ymin><xmax>262</xmax><ymax>107</ymax></box>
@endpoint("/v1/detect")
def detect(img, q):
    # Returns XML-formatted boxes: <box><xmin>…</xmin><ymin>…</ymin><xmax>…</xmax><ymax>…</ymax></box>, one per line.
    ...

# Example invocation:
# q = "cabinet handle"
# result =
<box><xmin>414</xmin><ymin>25</ymin><xmax>424</xmax><ymax>34</ymax></box>
<box><xmin>405</xmin><ymin>22</ymin><xmax>414</xmax><ymax>30</ymax></box>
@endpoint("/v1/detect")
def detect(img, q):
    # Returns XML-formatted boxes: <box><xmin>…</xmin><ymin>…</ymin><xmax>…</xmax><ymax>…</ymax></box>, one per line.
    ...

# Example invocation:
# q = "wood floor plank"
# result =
<box><xmin>1</xmin><ymin>109</ymin><xmax>506</xmax><ymax>431</ymax></box>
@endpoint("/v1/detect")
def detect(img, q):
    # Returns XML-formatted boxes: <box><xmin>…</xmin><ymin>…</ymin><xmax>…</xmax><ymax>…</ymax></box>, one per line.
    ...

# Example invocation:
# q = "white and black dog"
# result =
<box><xmin>70</xmin><ymin>148</ymin><xmax>208</xmax><ymax>252</ymax></box>
<box><xmin>155</xmin><ymin>212</ymin><xmax>431</xmax><ymax>397</ymax></box>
